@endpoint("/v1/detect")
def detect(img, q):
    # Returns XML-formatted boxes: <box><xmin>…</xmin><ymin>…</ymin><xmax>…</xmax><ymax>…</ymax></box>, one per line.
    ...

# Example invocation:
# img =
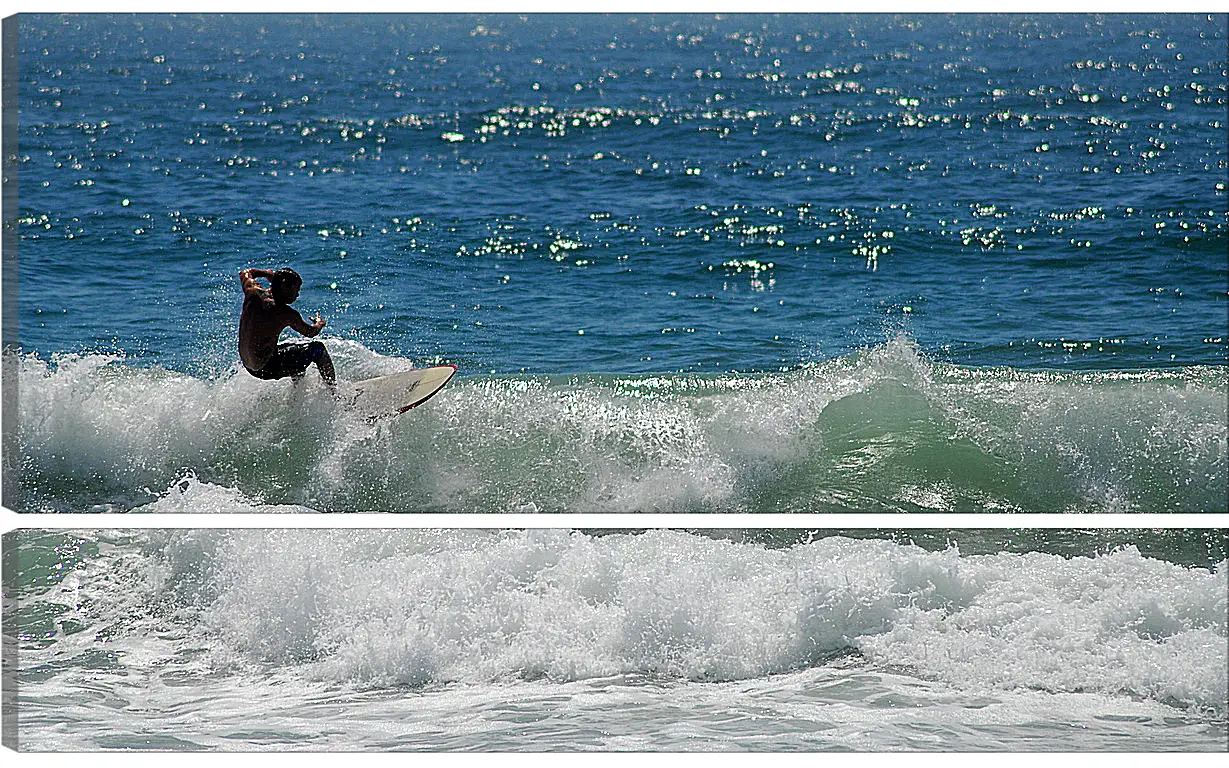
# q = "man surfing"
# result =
<box><xmin>238</xmin><ymin>267</ymin><xmax>336</xmax><ymax>388</ymax></box>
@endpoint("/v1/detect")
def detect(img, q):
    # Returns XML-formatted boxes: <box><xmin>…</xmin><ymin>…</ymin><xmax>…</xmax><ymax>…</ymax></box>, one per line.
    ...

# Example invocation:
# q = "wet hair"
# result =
<box><xmin>271</xmin><ymin>268</ymin><xmax>302</xmax><ymax>291</ymax></box>
<box><xmin>270</xmin><ymin>268</ymin><xmax>302</xmax><ymax>303</ymax></box>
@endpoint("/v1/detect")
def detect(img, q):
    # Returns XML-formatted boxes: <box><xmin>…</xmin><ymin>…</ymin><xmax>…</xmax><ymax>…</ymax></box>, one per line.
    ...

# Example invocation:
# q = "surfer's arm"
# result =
<box><xmin>285</xmin><ymin>307</ymin><xmax>325</xmax><ymax>337</ymax></box>
<box><xmin>239</xmin><ymin>268</ymin><xmax>275</xmax><ymax>296</ymax></box>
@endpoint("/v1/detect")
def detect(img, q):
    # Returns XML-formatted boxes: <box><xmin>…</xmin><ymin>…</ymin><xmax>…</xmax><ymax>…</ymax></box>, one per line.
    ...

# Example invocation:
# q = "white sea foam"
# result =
<box><xmin>18</xmin><ymin>528</ymin><xmax>1225</xmax><ymax>751</ymax></box>
<box><xmin>131</xmin><ymin>471</ymin><xmax>318</xmax><ymax>514</ymax></box>
<box><xmin>155</xmin><ymin>530</ymin><xmax>1226</xmax><ymax>715</ymax></box>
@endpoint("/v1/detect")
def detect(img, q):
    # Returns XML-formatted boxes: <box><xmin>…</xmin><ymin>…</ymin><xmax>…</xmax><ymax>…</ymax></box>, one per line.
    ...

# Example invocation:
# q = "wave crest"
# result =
<box><xmin>9</xmin><ymin>338</ymin><xmax>1227</xmax><ymax>512</ymax></box>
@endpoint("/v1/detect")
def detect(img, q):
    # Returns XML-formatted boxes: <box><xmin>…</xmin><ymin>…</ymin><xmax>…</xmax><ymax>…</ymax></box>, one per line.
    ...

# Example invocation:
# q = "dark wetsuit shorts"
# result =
<box><xmin>246</xmin><ymin>341</ymin><xmax>326</xmax><ymax>380</ymax></box>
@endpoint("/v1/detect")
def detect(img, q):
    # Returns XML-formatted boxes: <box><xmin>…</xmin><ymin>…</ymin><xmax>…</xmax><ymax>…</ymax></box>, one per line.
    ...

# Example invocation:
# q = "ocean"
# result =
<box><xmin>3</xmin><ymin>11</ymin><xmax>1228</xmax><ymax>754</ymax></box>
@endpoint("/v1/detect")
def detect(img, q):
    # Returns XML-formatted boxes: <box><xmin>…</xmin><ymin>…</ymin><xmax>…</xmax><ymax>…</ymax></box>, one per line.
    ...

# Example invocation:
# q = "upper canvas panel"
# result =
<box><xmin>7</xmin><ymin>13</ymin><xmax>1227</xmax><ymax>513</ymax></box>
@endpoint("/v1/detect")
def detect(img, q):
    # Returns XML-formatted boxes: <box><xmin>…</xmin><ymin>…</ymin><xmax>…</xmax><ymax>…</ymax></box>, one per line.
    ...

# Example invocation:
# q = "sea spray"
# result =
<box><xmin>92</xmin><ymin>529</ymin><xmax>1218</xmax><ymax>716</ymax></box>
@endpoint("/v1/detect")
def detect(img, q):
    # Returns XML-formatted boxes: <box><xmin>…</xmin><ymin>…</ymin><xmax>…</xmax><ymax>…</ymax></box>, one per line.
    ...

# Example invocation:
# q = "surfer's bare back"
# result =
<box><xmin>238</xmin><ymin>267</ymin><xmax>336</xmax><ymax>387</ymax></box>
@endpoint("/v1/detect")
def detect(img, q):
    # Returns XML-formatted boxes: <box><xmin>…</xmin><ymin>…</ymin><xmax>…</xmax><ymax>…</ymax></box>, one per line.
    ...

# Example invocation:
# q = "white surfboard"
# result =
<box><xmin>351</xmin><ymin>365</ymin><xmax>457</xmax><ymax>419</ymax></box>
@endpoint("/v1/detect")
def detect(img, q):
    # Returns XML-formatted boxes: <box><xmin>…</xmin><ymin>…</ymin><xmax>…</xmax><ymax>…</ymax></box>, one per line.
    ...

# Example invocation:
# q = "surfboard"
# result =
<box><xmin>351</xmin><ymin>365</ymin><xmax>457</xmax><ymax>419</ymax></box>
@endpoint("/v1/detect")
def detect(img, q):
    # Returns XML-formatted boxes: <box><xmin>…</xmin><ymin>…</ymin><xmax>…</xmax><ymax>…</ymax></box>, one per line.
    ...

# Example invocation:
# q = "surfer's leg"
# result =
<box><xmin>254</xmin><ymin>343</ymin><xmax>334</xmax><ymax>390</ymax></box>
<box><xmin>249</xmin><ymin>345</ymin><xmax>296</xmax><ymax>381</ymax></box>
<box><xmin>258</xmin><ymin>343</ymin><xmax>317</xmax><ymax>383</ymax></box>
<box><xmin>309</xmin><ymin>341</ymin><xmax>336</xmax><ymax>387</ymax></box>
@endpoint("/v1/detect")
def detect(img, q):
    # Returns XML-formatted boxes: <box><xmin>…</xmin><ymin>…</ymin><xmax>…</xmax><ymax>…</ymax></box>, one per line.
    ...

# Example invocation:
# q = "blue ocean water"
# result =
<box><xmin>6</xmin><ymin>13</ymin><xmax>1228</xmax><ymax>513</ymax></box>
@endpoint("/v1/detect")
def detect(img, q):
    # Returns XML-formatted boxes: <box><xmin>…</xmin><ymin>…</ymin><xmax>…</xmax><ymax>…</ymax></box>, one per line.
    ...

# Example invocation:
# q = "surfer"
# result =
<box><xmin>238</xmin><ymin>267</ymin><xmax>336</xmax><ymax>388</ymax></box>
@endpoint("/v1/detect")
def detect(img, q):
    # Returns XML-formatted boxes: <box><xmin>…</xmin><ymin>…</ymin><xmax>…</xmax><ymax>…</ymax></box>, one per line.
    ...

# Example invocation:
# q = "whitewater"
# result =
<box><xmin>8</xmin><ymin>528</ymin><xmax>1227</xmax><ymax>751</ymax></box>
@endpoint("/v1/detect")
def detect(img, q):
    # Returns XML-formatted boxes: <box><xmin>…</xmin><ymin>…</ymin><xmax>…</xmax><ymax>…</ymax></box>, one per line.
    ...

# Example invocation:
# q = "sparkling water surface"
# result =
<box><xmin>15</xmin><ymin>13</ymin><xmax>1227</xmax><ymax>376</ymax></box>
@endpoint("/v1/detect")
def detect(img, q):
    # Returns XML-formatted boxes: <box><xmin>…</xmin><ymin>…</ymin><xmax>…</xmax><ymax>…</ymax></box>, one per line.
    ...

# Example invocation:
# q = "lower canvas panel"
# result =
<box><xmin>3</xmin><ymin>527</ymin><xmax>1226</xmax><ymax>751</ymax></box>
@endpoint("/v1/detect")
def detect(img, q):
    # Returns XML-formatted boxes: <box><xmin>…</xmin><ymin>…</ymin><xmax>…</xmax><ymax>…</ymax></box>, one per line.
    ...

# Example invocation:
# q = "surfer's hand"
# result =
<box><xmin>312</xmin><ymin>314</ymin><xmax>326</xmax><ymax>330</ymax></box>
